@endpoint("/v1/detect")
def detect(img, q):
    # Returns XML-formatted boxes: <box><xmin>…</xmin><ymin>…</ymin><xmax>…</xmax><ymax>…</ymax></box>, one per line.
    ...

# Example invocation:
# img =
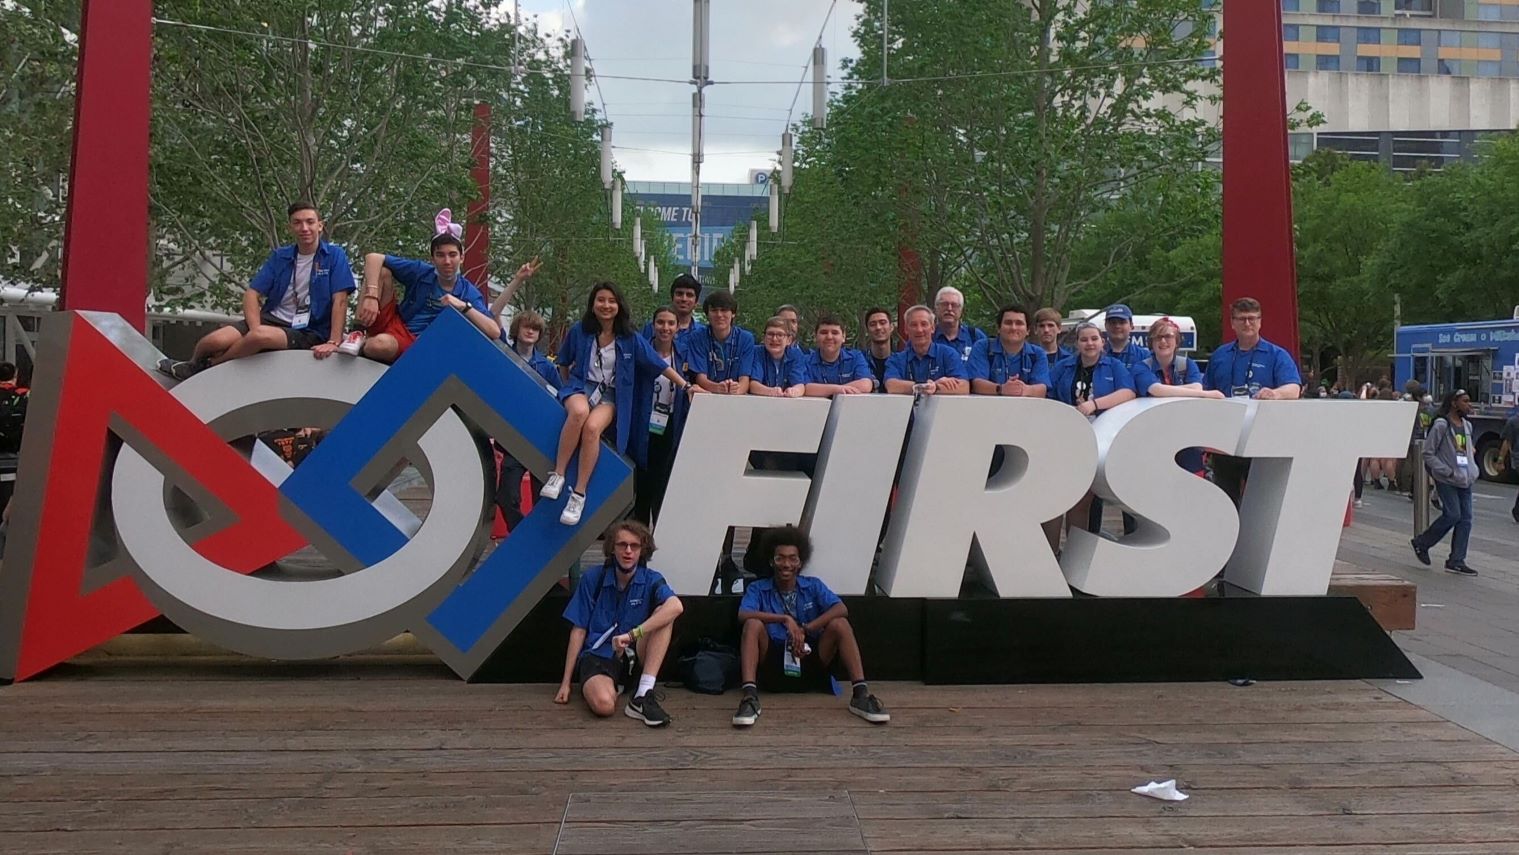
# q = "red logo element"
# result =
<box><xmin>11</xmin><ymin>317</ymin><xmax>306</xmax><ymax>680</ymax></box>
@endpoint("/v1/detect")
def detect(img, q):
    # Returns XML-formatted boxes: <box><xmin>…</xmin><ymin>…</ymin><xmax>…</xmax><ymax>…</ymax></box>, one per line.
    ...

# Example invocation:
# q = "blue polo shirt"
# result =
<box><xmin>885</xmin><ymin>343</ymin><xmax>966</xmax><ymax>384</ymax></box>
<box><xmin>383</xmin><ymin>256</ymin><xmax>490</xmax><ymax>334</ymax></box>
<box><xmin>563</xmin><ymin>562</ymin><xmax>676</xmax><ymax>661</ymax></box>
<box><xmin>745</xmin><ymin>345</ymin><xmax>811</xmax><ymax>388</ymax></box>
<box><xmin>1103</xmin><ymin>340</ymin><xmax>1153</xmax><ymax>371</ymax></box>
<box><xmin>740</xmin><ymin>575</ymin><xmax>843</xmax><ymax>645</ymax></box>
<box><xmin>687</xmin><ymin>326</ymin><xmax>757</xmax><ymax>383</ymax></box>
<box><xmin>247</xmin><ymin>240</ymin><xmax>356</xmax><ymax>340</ymax></box>
<box><xmin>1134</xmin><ymin>354</ymin><xmax>1203</xmax><ymax>395</ymax></box>
<box><xmin>967</xmin><ymin>338</ymin><xmax>1051</xmax><ymax>389</ymax></box>
<box><xmin>806</xmin><ymin>347</ymin><xmax>874</xmax><ymax>389</ymax></box>
<box><xmin>1204</xmin><ymin>338</ymin><xmax>1302</xmax><ymax>398</ymax></box>
<box><xmin>505</xmin><ymin>338</ymin><xmax>560</xmax><ymax>389</ymax></box>
<box><xmin>1048</xmin><ymin>355</ymin><xmax>1136</xmax><ymax>406</ymax></box>
<box><xmin>933</xmin><ymin>324</ymin><xmax>987</xmax><ymax>363</ymax></box>
<box><xmin>641</xmin><ymin>318</ymin><xmax>707</xmax><ymax>344</ymax></box>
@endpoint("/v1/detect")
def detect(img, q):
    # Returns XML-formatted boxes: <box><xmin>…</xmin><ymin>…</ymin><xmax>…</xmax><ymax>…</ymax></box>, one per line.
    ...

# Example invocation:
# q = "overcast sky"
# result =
<box><xmin>518</xmin><ymin>1</ymin><xmax>863</xmax><ymax>184</ymax></box>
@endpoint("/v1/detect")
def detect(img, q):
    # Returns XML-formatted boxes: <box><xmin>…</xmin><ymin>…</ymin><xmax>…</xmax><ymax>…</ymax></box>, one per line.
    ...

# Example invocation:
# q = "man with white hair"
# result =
<box><xmin>931</xmin><ymin>286</ymin><xmax>986</xmax><ymax>363</ymax></box>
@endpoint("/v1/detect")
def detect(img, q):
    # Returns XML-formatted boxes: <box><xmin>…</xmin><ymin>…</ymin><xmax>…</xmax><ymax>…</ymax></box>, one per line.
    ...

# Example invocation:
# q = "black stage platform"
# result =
<box><xmin>469</xmin><ymin>590</ymin><xmax>1421</xmax><ymax>684</ymax></box>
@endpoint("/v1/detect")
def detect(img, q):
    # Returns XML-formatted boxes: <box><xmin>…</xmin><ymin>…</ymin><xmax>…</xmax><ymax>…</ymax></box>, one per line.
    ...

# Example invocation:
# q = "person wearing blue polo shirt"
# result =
<box><xmin>492</xmin><ymin>309</ymin><xmax>560</xmax><ymax>530</ymax></box>
<box><xmin>1034</xmin><ymin>307</ymin><xmax>1074</xmax><ymax>369</ymax></box>
<box><xmin>1204</xmin><ymin>297</ymin><xmax>1303</xmax><ymax>507</ymax></box>
<box><xmin>543</xmin><ymin>283</ymin><xmax>697</xmax><ymax>526</ymax></box>
<box><xmin>159</xmin><ymin>202</ymin><xmax>356</xmax><ymax>379</ymax></box>
<box><xmin>687</xmin><ymin>290</ymin><xmax>755</xmax><ymax>395</ymax></box>
<box><xmin>747</xmin><ymin>316</ymin><xmax>811</xmax><ymax>397</ymax></box>
<box><xmin>1049</xmin><ymin>323</ymin><xmax>1138</xmax><ymax>537</ymax></box>
<box><xmin>968</xmin><ymin>304</ymin><xmax>1050</xmax><ymax>398</ymax></box>
<box><xmin>731</xmin><ymin>526</ymin><xmax>889</xmax><ymax>727</ymax></box>
<box><xmin>932</xmin><ymin>286</ymin><xmax>987</xmax><ymax>363</ymax></box>
<box><xmin>805</xmin><ymin>312</ymin><xmax>875</xmax><ymax>396</ymax></box>
<box><xmin>862</xmin><ymin>307</ymin><xmax>897</xmax><ymax>392</ymax></box>
<box><xmin>640</xmin><ymin>273</ymin><xmax>706</xmax><ymax>344</ymax></box>
<box><xmin>884</xmin><ymin>305</ymin><xmax>969</xmax><ymax>395</ymax></box>
<box><xmin>776</xmin><ymin>304</ymin><xmax>804</xmax><ymax>350</ymax></box>
<box><xmin>557</xmin><ymin>520</ymin><xmax>684</xmax><ymax>726</ymax></box>
<box><xmin>1101</xmin><ymin>304</ymin><xmax>1153</xmax><ymax>371</ymax></box>
<box><xmin>1133</xmin><ymin>316</ymin><xmax>1224</xmax><ymax>476</ymax></box>
<box><xmin>349</xmin><ymin>209</ymin><xmax>500</xmax><ymax>363</ymax></box>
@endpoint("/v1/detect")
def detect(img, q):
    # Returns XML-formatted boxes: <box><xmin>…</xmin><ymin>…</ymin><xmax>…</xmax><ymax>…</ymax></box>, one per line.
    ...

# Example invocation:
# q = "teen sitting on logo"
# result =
<box><xmin>804</xmin><ymin>312</ymin><xmax>875</xmax><ymax>396</ymax></box>
<box><xmin>731</xmin><ymin>526</ymin><xmax>890</xmax><ymax>728</ymax></box>
<box><xmin>556</xmin><ymin>520</ymin><xmax>684</xmax><ymax>726</ymax></box>
<box><xmin>746</xmin><ymin>316</ymin><xmax>811</xmax><ymax>397</ymax></box>
<box><xmin>883</xmin><ymin>305</ymin><xmax>968</xmax><ymax>396</ymax></box>
<box><xmin>541</xmin><ymin>283</ymin><xmax>698</xmax><ymax>526</ymax></box>
<box><xmin>343</xmin><ymin>209</ymin><xmax>500</xmax><ymax>362</ymax></box>
<box><xmin>158</xmin><ymin>202</ymin><xmax>355</xmax><ymax>379</ymax></box>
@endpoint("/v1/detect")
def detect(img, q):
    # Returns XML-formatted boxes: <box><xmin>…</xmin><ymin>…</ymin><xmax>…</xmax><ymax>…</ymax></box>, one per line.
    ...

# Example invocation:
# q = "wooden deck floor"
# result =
<box><xmin>3</xmin><ymin>657</ymin><xmax>1519</xmax><ymax>853</ymax></box>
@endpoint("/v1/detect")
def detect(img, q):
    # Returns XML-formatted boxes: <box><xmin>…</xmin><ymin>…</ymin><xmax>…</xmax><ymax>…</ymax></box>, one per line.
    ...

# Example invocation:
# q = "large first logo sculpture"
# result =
<box><xmin>0</xmin><ymin>309</ymin><xmax>1418</xmax><ymax>684</ymax></box>
<box><xmin>0</xmin><ymin>310</ymin><xmax>630</xmax><ymax>682</ymax></box>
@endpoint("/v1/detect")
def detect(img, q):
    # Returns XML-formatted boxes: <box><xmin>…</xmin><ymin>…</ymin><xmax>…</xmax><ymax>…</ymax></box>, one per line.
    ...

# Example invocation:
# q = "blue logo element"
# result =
<box><xmin>280</xmin><ymin>310</ymin><xmax>634</xmax><ymax>678</ymax></box>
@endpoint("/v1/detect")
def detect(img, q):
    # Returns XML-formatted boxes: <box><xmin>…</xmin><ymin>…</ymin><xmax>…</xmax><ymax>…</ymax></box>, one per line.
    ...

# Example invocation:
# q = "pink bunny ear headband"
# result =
<box><xmin>434</xmin><ymin>208</ymin><xmax>464</xmax><ymax>239</ymax></box>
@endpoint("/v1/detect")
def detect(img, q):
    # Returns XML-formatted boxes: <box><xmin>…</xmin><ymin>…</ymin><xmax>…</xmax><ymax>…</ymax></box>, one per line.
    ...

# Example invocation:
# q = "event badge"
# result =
<box><xmin>650</xmin><ymin>400</ymin><xmax>672</xmax><ymax>435</ymax></box>
<box><xmin>291</xmin><ymin>308</ymin><xmax>311</xmax><ymax>330</ymax></box>
<box><xmin>588</xmin><ymin>384</ymin><xmax>604</xmax><ymax>407</ymax></box>
<box><xmin>783</xmin><ymin>646</ymin><xmax>802</xmax><ymax>677</ymax></box>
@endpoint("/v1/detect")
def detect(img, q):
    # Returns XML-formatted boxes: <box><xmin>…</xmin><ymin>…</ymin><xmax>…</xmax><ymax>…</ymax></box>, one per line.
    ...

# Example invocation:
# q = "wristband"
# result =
<box><xmin>629</xmin><ymin>625</ymin><xmax>643</xmax><ymax>641</ymax></box>
<box><xmin>361</xmin><ymin>293</ymin><xmax>379</xmax><ymax>302</ymax></box>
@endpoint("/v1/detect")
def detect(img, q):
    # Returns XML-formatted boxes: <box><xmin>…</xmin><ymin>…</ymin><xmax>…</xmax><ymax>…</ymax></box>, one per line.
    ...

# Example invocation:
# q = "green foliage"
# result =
<box><xmin>1</xmin><ymin>0</ymin><xmax>671</xmax><ymax>335</ymax></box>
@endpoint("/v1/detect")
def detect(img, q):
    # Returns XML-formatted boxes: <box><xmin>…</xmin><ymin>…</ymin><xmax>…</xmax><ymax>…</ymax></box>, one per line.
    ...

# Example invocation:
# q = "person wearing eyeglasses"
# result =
<box><xmin>746</xmin><ymin>316</ymin><xmax>811</xmax><ymax>397</ymax></box>
<box><xmin>1132</xmin><ymin>316</ymin><xmax>1224</xmax><ymax>475</ymax></box>
<box><xmin>1204</xmin><ymin>297</ymin><xmax>1303</xmax><ymax>507</ymax></box>
<box><xmin>1411</xmin><ymin>390</ymin><xmax>1481</xmax><ymax>576</ymax></box>
<box><xmin>556</xmin><ymin>521</ymin><xmax>684</xmax><ymax>726</ymax></box>
<box><xmin>932</xmin><ymin>286</ymin><xmax>987</xmax><ymax>363</ymax></box>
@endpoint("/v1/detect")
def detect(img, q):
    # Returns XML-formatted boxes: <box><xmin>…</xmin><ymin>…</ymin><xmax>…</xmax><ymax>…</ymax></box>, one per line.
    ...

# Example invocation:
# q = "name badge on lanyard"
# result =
<box><xmin>650</xmin><ymin>399</ymin><xmax>672</xmax><ymax>435</ymax></box>
<box><xmin>1454</xmin><ymin>431</ymin><xmax>1469</xmax><ymax>469</ymax></box>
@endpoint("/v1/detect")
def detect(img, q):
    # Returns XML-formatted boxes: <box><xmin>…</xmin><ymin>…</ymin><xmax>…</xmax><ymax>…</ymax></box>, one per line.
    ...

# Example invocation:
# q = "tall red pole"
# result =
<box><xmin>1222</xmin><ymin>2</ymin><xmax>1300</xmax><ymax>358</ymax></box>
<box><xmin>464</xmin><ymin>102</ymin><xmax>492</xmax><ymax>301</ymax></box>
<box><xmin>59</xmin><ymin>0</ymin><xmax>153</xmax><ymax>330</ymax></box>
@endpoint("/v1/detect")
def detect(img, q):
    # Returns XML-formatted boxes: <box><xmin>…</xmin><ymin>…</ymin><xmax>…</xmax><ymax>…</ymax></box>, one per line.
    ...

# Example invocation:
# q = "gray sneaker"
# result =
<box><xmin>732</xmin><ymin>694</ymin><xmax>761</xmax><ymax>727</ymax></box>
<box><xmin>848</xmin><ymin>693</ymin><xmax>890</xmax><ymax>724</ymax></box>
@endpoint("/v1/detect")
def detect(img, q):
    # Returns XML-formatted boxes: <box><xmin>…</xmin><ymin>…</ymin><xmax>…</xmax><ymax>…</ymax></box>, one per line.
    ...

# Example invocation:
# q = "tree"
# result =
<box><xmin>1292</xmin><ymin>150</ymin><xmax>1410</xmax><ymax>385</ymax></box>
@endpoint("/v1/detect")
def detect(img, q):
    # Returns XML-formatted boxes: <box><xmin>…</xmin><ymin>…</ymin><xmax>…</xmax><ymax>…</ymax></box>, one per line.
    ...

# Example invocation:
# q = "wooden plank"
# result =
<box><xmin>555</xmin><ymin>816</ymin><xmax>866</xmax><ymax>855</ymax></box>
<box><xmin>858</xmin><ymin>813</ymin><xmax>1519</xmax><ymax>851</ymax></box>
<box><xmin>5</xmin><ymin>760</ymin><xmax>1519</xmax><ymax>803</ymax></box>
<box><xmin>850</xmin><ymin>786</ymin><xmax>1519</xmax><ymax>819</ymax></box>
<box><xmin>562</xmin><ymin>790</ymin><xmax>855</xmax><ymax>823</ymax></box>
<box><xmin>0</xmin><ymin>824</ymin><xmax>560</xmax><ymax>855</ymax></box>
<box><xmin>0</xmin><ymin>720</ymin><xmax>1480</xmax><ymax>753</ymax></box>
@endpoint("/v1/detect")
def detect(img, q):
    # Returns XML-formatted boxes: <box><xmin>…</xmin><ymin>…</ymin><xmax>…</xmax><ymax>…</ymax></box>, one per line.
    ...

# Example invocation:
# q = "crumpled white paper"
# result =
<box><xmin>1131</xmin><ymin>779</ymin><xmax>1189</xmax><ymax>801</ymax></box>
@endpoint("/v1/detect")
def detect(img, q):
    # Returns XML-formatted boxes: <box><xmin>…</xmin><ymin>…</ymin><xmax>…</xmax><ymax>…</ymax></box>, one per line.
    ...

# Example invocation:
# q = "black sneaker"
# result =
<box><xmin>732</xmin><ymin>694</ymin><xmax>761</xmax><ymax>727</ymax></box>
<box><xmin>624</xmin><ymin>691</ymin><xmax>670</xmax><ymax>727</ymax></box>
<box><xmin>155</xmin><ymin>357</ymin><xmax>178</xmax><ymax>378</ymax></box>
<box><xmin>1444</xmin><ymin>561</ymin><xmax>1478</xmax><ymax>577</ymax></box>
<box><xmin>1511</xmin><ymin>507</ymin><xmax>1519</xmax><ymax>524</ymax></box>
<box><xmin>1410</xmin><ymin>539</ymin><xmax>1431</xmax><ymax>567</ymax></box>
<box><xmin>848</xmin><ymin>693</ymin><xmax>891</xmax><ymax>724</ymax></box>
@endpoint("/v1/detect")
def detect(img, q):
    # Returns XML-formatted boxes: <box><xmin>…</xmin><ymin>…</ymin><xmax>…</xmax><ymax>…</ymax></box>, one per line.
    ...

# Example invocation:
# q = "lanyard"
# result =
<box><xmin>708</xmin><ymin>333</ymin><xmax>738</xmax><ymax>380</ymax></box>
<box><xmin>907</xmin><ymin>349</ymin><xmax>940</xmax><ymax>383</ymax></box>
<box><xmin>766</xmin><ymin>354</ymin><xmax>788</xmax><ymax>386</ymax></box>
<box><xmin>994</xmin><ymin>345</ymin><xmax>1036</xmax><ymax>382</ymax></box>
<box><xmin>1072</xmin><ymin>361</ymin><xmax>1097</xmax><ymax>403</ymax></box>
<box><xmin>291</xmin><ymin>252</ymin><xmax>319</xmax><ymax>309</ymax></box>
<box><xmin>1232</xmin><ymin>347</ymin><xmax>1258</xmax><ymax>391</ymax></box>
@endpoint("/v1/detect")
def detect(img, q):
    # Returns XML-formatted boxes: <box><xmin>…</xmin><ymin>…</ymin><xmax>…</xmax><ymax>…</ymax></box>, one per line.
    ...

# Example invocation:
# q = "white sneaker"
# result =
<box><xmin>540</xmin><ymin>472</ymin><xmax>565</xmax><ymax>500</ymax></box>
<box><xmin>337</xmin><ymin>330</ymin><xmax>366</xmax><ymax>356</ymax></box>
<box><xmin>1353</xmin><ymin>498</ymin><xmax>1365</xmax><ymax>509</ymax></box>
<box><xmin>560</xmin><ymin>491</ymin><xmax>586</xmax><ymax>526</ymax></box>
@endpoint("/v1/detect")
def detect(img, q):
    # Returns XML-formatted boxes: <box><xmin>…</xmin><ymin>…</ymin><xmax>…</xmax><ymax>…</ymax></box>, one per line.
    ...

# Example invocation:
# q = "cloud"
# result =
<box><xmin>518</xmin><ymin>0</ymin><xmax>861</xmax><ymax>182</ymax></box>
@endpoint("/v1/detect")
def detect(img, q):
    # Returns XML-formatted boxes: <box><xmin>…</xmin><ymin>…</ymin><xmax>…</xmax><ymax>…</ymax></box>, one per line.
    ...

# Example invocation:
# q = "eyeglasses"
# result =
<box><xmin>763</xmin><ymin>331</ymin><xmax>788</xmax><ymax>339</ymax></box>
<box><xmin>1232</xmin><ymin>314</ymin><xmax>1262</xmax><ymax>324</ymax></box>
<box><xmin>613</xmin><ymin>541</ymin><xmax>641</xmax><ymax>551</ymax></box>
<box><xmin>1150</xmin><ymin>334</ymin><xmax>1176</xmax><ymax>341</ymax></box>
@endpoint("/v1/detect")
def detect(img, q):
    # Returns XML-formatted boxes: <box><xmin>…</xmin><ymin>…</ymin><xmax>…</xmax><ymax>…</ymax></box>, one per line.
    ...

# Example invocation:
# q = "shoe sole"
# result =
<box><xmin>848</xmin><ymin>705</ymin><xmax>891</xmax><ymax>724</ymax></box>
<box><xmin>731</xmin><ymin>713</ymin><xmax>758</xmax><ymax>727</ymax></box>
<box><xmin>623</xmin><ymin>704</ymin><xmax>669</xmax><ymax>727</ymax></box>
<box><xmin>1444</xmin><ymin>568</ymin><xmax>1478</xmax><ymax>577</ymax></box>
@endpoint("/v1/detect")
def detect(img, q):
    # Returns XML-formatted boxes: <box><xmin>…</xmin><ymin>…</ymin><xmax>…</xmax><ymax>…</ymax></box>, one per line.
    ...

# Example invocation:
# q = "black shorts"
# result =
<box><xmin>576</xmin><ymin>654</ymin><xmax>628</xmax><ymax>691</ymax></box>
<box><xmin>232</xmin><ymin>313</ymin><xmax>325</xmax><ymax>350</ymax></box>
<box><xmin>758</xmin><ymin>642</ymin><xmax>839</xmax><ymax>693</ymax></box>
